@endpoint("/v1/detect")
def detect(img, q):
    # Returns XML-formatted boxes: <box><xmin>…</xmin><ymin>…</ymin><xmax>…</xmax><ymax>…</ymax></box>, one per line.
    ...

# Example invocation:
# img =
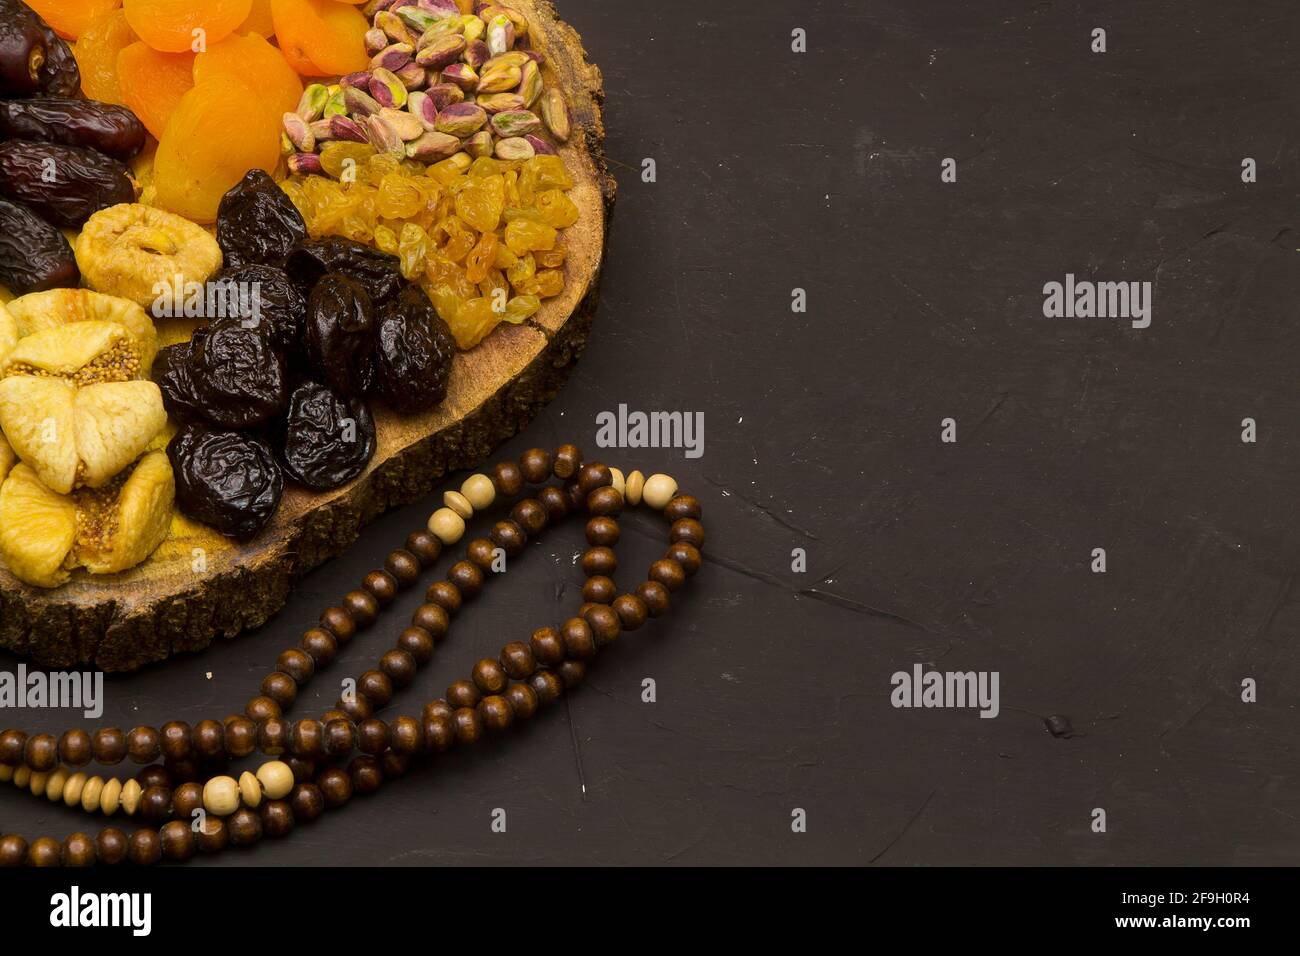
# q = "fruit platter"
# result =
<box><xmin>0</xmin><ymin>0</ymin><xmax>612</xmax><ymax>670</ymax></box>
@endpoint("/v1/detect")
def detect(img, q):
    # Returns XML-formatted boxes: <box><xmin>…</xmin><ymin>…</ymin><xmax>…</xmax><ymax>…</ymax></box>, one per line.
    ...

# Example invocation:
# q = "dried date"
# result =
<box><xmin>0</xmin><ymin>141</ymin><xmax>135</xmax><ymax>228</ymax></box>
<box><xmin>0</xmin><ymin>97</ymin><xmax>146</xmax><ymax>161</ymax></box>
<box><xmin>0</xmin><ymin>196</ymin><xmax>77</xmax><ymax>294</ymax></box>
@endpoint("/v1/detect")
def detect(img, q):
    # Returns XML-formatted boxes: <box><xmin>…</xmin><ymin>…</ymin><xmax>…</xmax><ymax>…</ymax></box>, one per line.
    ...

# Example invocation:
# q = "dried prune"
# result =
<box><xmin>208</xmin><ymin>265</ymin><xmax>305</xmax><ymax>356</ymax></box>
<box><xmin>191</xmin><ymin>318</ymin><xmax>288</xmax><ymax>429</ymax></box>
<box><xmin>0</xmin><ymin>196</ymin><xmax>77</xmax><ymax>294</ymax></box>
<box><xmin>306</xmin><ymin>274</ymin><xmax>375</xmax><ymax>397</ymax></box>
<box><xmin>0</xmin><ymin>141</ymin><xmax>135</xmax><ymax>228</ymax></box>
<box><xmin>151</xmin><ymin>336</ymin><xmax>206</xmax><ymax>425</ymax></box>
<box><xmin>280</xmin><ymin>381</ymin><xmax>376</xmax><ymax>491</ymax></box>
<box><xmin>168</xmin><ymin>424</ymin><xmax>283</xmax><ymax>540</ymax></box>
<box><xmin>0</xmin><ymin>0</ymin><xmax>46</xmax><ymax>97</ymax></box>
<box><xmin>216</xmin><ymin>170</ymin><xmax>308</xmax><ymax>270</ymax></box>
<box><xmin>374</xmin><ymin>284</ymin><xmax>455</xmax><ymax>414</ymax></box>
<box><xmin>286</xmin><ymin>237</ymin><xmax>407</xmax><ymax>306</ymax></box>
<box><xmin>0</xmin><ymin>97</ymin><xmax>147</xmax><ymax>161</ymax></box>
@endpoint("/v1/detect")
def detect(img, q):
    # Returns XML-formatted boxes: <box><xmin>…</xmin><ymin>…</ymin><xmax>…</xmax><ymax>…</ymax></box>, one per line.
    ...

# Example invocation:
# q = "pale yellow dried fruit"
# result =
<box><xmin>0</xmin><ymin>463</ymin><xmax>77</xmax><ymax>588</ymax></box>
<box><xmin>74</xmin><ymin>203</ymin><xmax>223</xmax><ymax>310</ymax></box>
<box><xmin>4</xmin><ymin>289</ymin><xmax>157</xmax><ymax>372</ymax></box>
<box><xmin>0</xmin><ymin>302</ymin><xmax>16</xmax><ymax>365</ymax></box>
<box><xmin>0</xmin><ymin>433</ymin><xmax>15</xmax><ymax>483</ymax></box>
<box><xmin>2</xmin><ymin>322</ymin><xmax>140</xmax><ymax>383</ymax></box>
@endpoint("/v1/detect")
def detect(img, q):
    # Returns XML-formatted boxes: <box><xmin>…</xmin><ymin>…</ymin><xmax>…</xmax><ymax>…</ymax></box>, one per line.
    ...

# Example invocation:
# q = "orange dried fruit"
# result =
<box><xmin>271</xmin><ymin>0</ymin><xmax>369</xmax><ymax>77</ymax></box>
<box><xmin>117</xmin><ymin>41</ymin><xmax>194</xmax><ymax>139</ymax></box>
<box><xmin>239</xmin><ymin>0</ymin><xmax>276</xmax><ymax>37</ymax></box>
<box><xmin>74</xmin><ymin>10</ymin><xmax>137</xmax><ymax>105</ymax></box>
<box><xmin>24</xmin><ymin>0</ymin><xmax>121</xmax><ymax>41</ymax></box>
<box><xmin>153</xmin><ymin>77</ymin><xmax>281</xmax><ymax>223</ymax></box>
<box><xmin>194</xmin><ymin>32</ymin><xmax>301</xmax><ymax>116</ymax></box>
<box><xmin>122</xmin><ymin>0</ymin><xmax>251</xmax><ymax>54</ymax></box>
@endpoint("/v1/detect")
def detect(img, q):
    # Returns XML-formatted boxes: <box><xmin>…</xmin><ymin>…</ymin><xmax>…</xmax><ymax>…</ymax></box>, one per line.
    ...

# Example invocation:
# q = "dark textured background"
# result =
<box><xmin>4</xmin><ymin>0</ymin><xmax>1300</xmax><ymax>865</ymax></box>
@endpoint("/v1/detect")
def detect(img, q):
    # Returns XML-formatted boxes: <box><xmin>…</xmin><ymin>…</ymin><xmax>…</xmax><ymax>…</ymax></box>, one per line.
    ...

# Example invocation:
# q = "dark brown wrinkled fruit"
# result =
<box><xmin>168</xmin><ymin>425</ymin><xmax>284</xmax><ymax>540</ymax></box>
<box><xmin>0</xmin><ymin>197</ymin><xmax>78</xmax><ymax>294</ymax></box>
<box><xmin>0</xmin><ymin>1</ymin><xmax>46</xmax><ymax>97</ymax></box>
<box><xmin>374</xmin><ymin>284</ymin><xmax>455</xmax><ymax>414</ymax></box>
<box><xmin>306</xmin><ymin>274</ymin><xmax>376</xmax><ymax>397</ymax></box>
<box><xmin>280</xmin><ymin>381</ymin><xmax>376</xmax><ymax>490</ymax></box>
<box><xmin>0</xmin><ymin>98</ymin><xmax>146</xmax><ymax>161</ymax></box>
<box><xmin>208</xmin><ymin>265</ymin><xmax>305</xmax><ymax>356</ymax></box>
<box><xmin>286</xmin><ymin>237</ymin><xmax>407</xmax><ymax>306</ymax></box>
<box><xmin>191</xmin><ymin>318</ymin><xmax>289</xmax><ymax>429</ymax></box>
<box><xmin>0</xmin><ymin>141</ymin><xmax>135</xmax><ymax>228</ymax></box>
<box><xmin>216</xmin><ymin>170</ymin><xmax>308</xmax><ymax>270</ymax></box>
<box><xmin>23</xmin><ymin>2</ymin><xmax>77</xmax><ymax>97</ymax></box>
<box><xmin>151</xmin><ymin>336</ymin><xmax>207</xmax><ymax>425</ymax></box>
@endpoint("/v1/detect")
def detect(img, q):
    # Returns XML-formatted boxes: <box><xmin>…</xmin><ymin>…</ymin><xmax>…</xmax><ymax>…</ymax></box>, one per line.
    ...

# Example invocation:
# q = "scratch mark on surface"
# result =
<box><xmin>701</xmin><ymin>473</ymin><xmax>820</xmax><ymax>539</ymax></box>
<box><xmin>870</xmin><ymin>788</ymin><xmax>936</xmax><ymax>863</ymax></box>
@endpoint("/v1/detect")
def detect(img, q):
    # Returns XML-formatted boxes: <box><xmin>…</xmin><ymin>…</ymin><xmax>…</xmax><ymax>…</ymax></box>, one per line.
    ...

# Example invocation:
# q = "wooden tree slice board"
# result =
<box><xmin>0</xmin><ymin>0</ymin><xmax>615</xmax><ymax>672</ymax></box>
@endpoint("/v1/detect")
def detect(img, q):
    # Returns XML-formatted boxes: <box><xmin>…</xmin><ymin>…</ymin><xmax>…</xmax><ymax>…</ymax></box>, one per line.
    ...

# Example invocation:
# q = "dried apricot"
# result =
<box><xmin>74</xmin><ymin>10</ymin><xmax>137</xmax><ymax>105</ymax></box>
<box><xmin>24</xmin><ymin>0</ymin><xmax>121</xmax><ymax>41</ymax></box>
<box><xmin>271</xmin><ymin>0</ymin><xmax>369</xmax><ymax>77</ymax></box>
<box><xmin>194</xmin><ymin>32</ymin><xmax>301</xmax><ymax>116</ymax></box>
<box><xmin>117</xmin><ymin>41</ymin><xmax>194</xmax><ymax>140</ymax></box>
<box><xmin>239</xmin><ymin>0</ymin><xmax>276</xmax><ymax>37</ymax></box>
<box><xmin>122</xmin><ymin>0</ymin><xmax>251</xmax><ymax>54</ymax></box>
<box><xmin>153</xmin><ymin>77</ymin><xmax>281</xmax><ymax>223</ymax></box>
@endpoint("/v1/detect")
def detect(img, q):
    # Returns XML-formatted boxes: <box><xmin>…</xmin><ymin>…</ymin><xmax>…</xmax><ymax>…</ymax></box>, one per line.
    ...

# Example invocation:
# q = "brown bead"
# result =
<box><xmin>537</xmin><ymin>485</ymin><xmax>569</xmax><ymax>521</ymax></box>
<box><xmin>649</xmin><ymin>558</ymin><xmax>686</xmax><ymax>592</ymax></box>
<box><xmin>63</xmin><ymin>832</ymin><xmax>96</xmax><ymax>867</ymax></box>
<box><xmin>565</xmin><ymin>479</ymin><xmax>585</xmax><ymax>510</ymax></box>
<box><xmin>57</xmin><ymin>729</ymin><xmax>92</xmax><ymax>767</ymax></box>
<box><xmin>390</xmin><ymin>716</ymin><xmax>423</xmax><ymax>755</ymax></box>
<box><xmin>136</xmin><ymin>765</ymin><xmax>172</xmax><ymax>790</ymax></box>
<box><xmin>637</xmin><ymin>580</ymin><xmax>671</xmax><ymax>617</ymax></box>
<box><xmin>577</xmin><ymin>602</ymin><xmax>598</xmax><ymax>618</ymax></box>
<box><xmin>453</xmin><ymin>707</ymin><xmax>483</xmax><ymax>745</ymax></box>
<box><xmin>159</xmin><ymin>821</ymin><xmax>196</xmax><ymax>861</ymax></box>
<box><xmin>472</xmin><ymin>658</ymin><xmax>507</xmax><ymax>694</ymax></box>
<box><xmin>343</xmin><ymin>589</ymin><xmax>379</xmax><ymax>627</ymax></box>
<box><xmin>425</xmin><ymin>580</ymin><xmax>462</xmax><ymax>615</ymax></box>
<box><xmin>290</xmin><ymin>783</ymin><xmax>325</xmax><ymax>823</ymax></box>
<box><xmin>670</xmin><ymin>517</ymin><xmax>705</xmax><ymax>548</ymax></box>
<box><xmin>228</xmin><ymin>808</ymin><xmax>263</xmax><ymax>847</ymax></box>
<box><xmin>224</xmin><ymin>716</ymin><xmax>257</xmax><ymax>758</ymax></box>
<box><xmin>405</xmin><ymin>529</ymin><xmax>442</xmax><ymax>567</ymax></box>
<box><xmin>423</xmin><ymin>699</ymin><xmax>453</xmax><ymax>721</ymax></box>
<box><xmin>186</xmin><ymin>720</ymin><xmax>221</xmax><ymax>761</ymax></box>
<box><xmin>140</xmin><ymin>786</ymin><xmax>172</xmax><ymax>823</ymax></box>
<box><xmin>128</xmin><ymin>828</ymin><xmax>161</xmax><ymax>866</ymax></box>
<box><xmin>258</xmin><ymin>717</ymin><xmax>288</xmax><ymax>756</ymax></box>
<box><xmin>447</xmin><ymin>679</ymin><xmax>481</xmax><ymax>709</ymax></box>
<box><xmin>127</xmin><ymin>726</ymin><xmax>160</xmax><ymax>764</ymax></box>
<box><xmin>587</xmin><ymin>486</ymin><xmax>623</xmax><ymax>517</ymax></box>
<box><xmin>24</xmin><ymin>732</ymin><xmax>57</xmax><ymax>771</ymax></box>
<box><xmin>285</xmin><ymin>756</ymin><xmax>316</xmax><ymax>783</ymax></box>
<box><xmin>357</xmin><ymin>718</ymin><xmax>390</xmax><ymax>755</ymax></box>
<box><xmin>557</xmin><ymin>660</ymin><xmax>587</xmax><ymax>689</ymax></box>
<box><xmin>385</xmin><ymin>548</ymin><xmax>422</xmax><ymax>587</ymax></box>
<box><xmin>290</xmin><ymin>720</ymin><xmax>324</xmax><ymax>759</ymax></box>
<box><xmin>300</xmin><ymin>627</ymin><xmax>338</xmax><ymax>666</ymax></box>
<box><xmin>664</xmin><ymin>494</ymin><xmax>702</xmax><ymax>522</ymax></box>
<box><xmin>667</xmin><ymin>541</ymin><xmax>702</xmax><ymax>576</ymax></box>
<box><xmin>0</xmin><ymin>835</ymin><xmax>28</xmax><ymax>867</ymax></box>
<box><xmin>583</xmin><ymin>574</ymin><xmax>616</xmax><ymax>604</ymax></box>
<box><xmin>519</xmin><ymin>447</ymin><xmax>553</xmax><ymax>483</ymax></box>
<box><xmin>260</xmin><ymin>800</ymin><xmax>295</xmax><ymax>838</ymax></box>
<box><xmin>160</xmin><ymin>721</ymin><xmax>192</xmax><ymax>762</ymax></box>
<box><xmin>612</xmin><ymin>593</ymin><xmax>648</xmax><ymax>631</ymax></box>
<box><xmin>164</xmin><ymin>758</ymin><xmax>200</xmax><ymax>784</ymax></box>
<box><xmin>173</xmin><ymin>782</ymin><xmax>203</xmax><ymax>821</ymax></box>
<box><xmin>381</xmin><ymin>751</ymin><xmax>411</xmax><ymax>780</ymax></box>
<box><xmin>561</xmin><ymin>617</ymin><xmax>596</xmax><ymax>660</ymax></box>
<box><xmin>195</xmin><ymin>817</ymin><xmax>228</xmax><ymax>854</ymax></box>
<box><xmin>553</xmin><ymin>443</ymin><xmax>582</xmax><ymax>479</ymax></box>
<box><xmin>529</xmin><ymin>669</ymin><xmax>563</xmax><ymax>705</ymax></box>
<box><xmin>96</xmin><ymin>827</ymin><xmax>128</xmax><ymax>865</ymax></box>
<box><xmin>500</xmin><ymin>641</ymin><xmax>536</xmax><ymax>680</ymax></box>
<box><xmin>491</xmin><ymin>460</ymin><xmax>524</xmax><ymax>496</ymax></box>
<box><xmin>411</xmin><ymin>601</ymin><xmax>450</xmax><ymax>638</ymax></box>
<box><xmin>93</xmin><ymin>727</ymin><xmax>127</xmax><ymax>764</ymax></box>
<box><xmin>479</xmin><ymin>695</ymin><xmax>513</xmax><ymax>731</ymax></box>
<box><xmin>320</xmin><ymin>709</ymin><xmax>348</xmax><ymax>724</ymax></box>
<box><xmin>510</xmin><ymin>498</ymin><xmax>547</xmax><ymax>535</ymax></box>
<box><xmin>585</xmin><ymin>515</ymin><xmax>619</xmax><ymax>546</ymax></box>
<box><xmin>343</xmin><ymin>755</ymin><xmax>380</xmax><ymax>795</ymax></box>
<box><xmin>489</xmin><ymin>519</ymin><xmax>526</xmax><ymax>556</ymax></box>
<box><xmin>467</xmin><ymin>537</ymin><xmax>497</xmax><ymax>570</ymax></box>
<box><xmin>276</xmin><ymin>648</ymin><xmax>315</xmax><ymax>685</ymax></box>
<box><xmin>505</xmin><ymin>682</ymin><xmax>538</xmax><ymax>719</ymax></box>
<box><xmin>397</xmin><ymin>626</ymin><xmax>435</xmax><ymax>664</ymax></box>
<box><xmin>0</xmin><ymin>729</ymin><xmax>27</xmax><ymax>765</ymax></box>
<box><xmin>27</xmin><ymin>836</ymin><xmax>60</xmax><ymax>867</ymax></box>
<box><xmin>585</xmin><ymin>604</ymin><xmax>621</xmax><ymax>645</ymax></box>
<box><xmin>448</xmin><ymin>559</ymin><xmax>485</xmax><ymax>598</ymax></box>
<box><xmin>363</xmin><ymin>569</ymin><xmax>399</xmax><ymax>606</ymax></box>
<box><xmin>577</xmin><ymin>461</ymin><xmax>612</xmax><ymax>495</ymax></box>
<box><xmin>380</xmin><ymin>648</ymin><xmax>418</xmax><ymax>687</ymax></box>
<box><xmin>320</xmin><ymin>606</ymin><xmax>356</xmax><ymax>643</ymax></box>
<box><xmin>358</xmin><ymin>669</ymin><xmax>394</xmax><ymax>706</ymax></box>
<box><xmin>261</xmin><ymin>671</ymin><xmax>298</xmax><ymax>707</ymax></box>
<box><xmin>582</xmin><ymin>546</ymin><xmax>617</xmax><ymax>577</ymax></box>
<box><xmin>339</xmin><ymin>694</ymin><xmax>372</xmax><ymax>722</ymax></box>
<box><xmin>323</xmin><ymin>719</ymin><xmax>356</xmax><ymax>757</ymax></box>
<box><xmin>245</xmin><ymin>695</ymin><xmax>281</xmax><ymax>722</ymax></box>
<box><xmin>530</xmin><ymin>626</ymin><xmax>565</xmax><ymax>665</ymax></box>
<box><xmin>424</xmin><ymin>715</ymin><xmax>455</xmax><ymax>753</ymax></box>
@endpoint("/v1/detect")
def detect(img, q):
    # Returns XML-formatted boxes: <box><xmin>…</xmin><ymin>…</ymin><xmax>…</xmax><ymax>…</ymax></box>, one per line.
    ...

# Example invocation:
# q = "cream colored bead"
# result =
<box><xmin>238</xmin><ymin>771</ymin><xmax>263</xmax><ymax>809</ymax></box>
<box><xmin>609</xmin><ymin>467</ymin><xmax>625</xmax><ymax>497</ymax></box>
<box><xmin>642</xmin><ymin>474</ymin><xmax>678</xmax><ymax>510</ymax></box>
<box><xmin>256</xmin><ymin>760</ymin><xmax>295</xmax><ymax>800</ymax></box>
<box><xmin>120</xmin><ymin>778</ymin><xmax>142</xmax><ymax>815</ymax></box>
<box><xmin>100</xmin><ymin>777</ymin><xmax>122</xmax><ymax>815</ymax></box>
<box><xmin>0</xmin><ymin>763</ymin><xmax>12</xmax><ymax>783</ymax></box>
<box><xmin>461</xmin><ymin>473</ymin><xmax>495</xmax><ymax>510</ymax></box>
<box><xmin>625</xmin><ymin>470</ymin><xmax>645</xmax><ymax>506</ymax></box>
<box><xmin>81</xmin><ymin>776</ymin><xmax>104</xmax><ymax>813</ymax></box>
<box><xmin>203</xmin><ymin>775</ymin><xmax>241</xmax><ymax>816</ymax></box>
<box><xmin>443</xmin><ymin>489</ymin><xmax>473</xmax><ymax>520</ymax></box>
<box><xmin>45</xmin><ymin>768</ymin><xmax>68</xmax><ymax>802</ymax></box>
<box><xmin>13</xmin><ymin>765</ymin><xmax>31</xmax><ymax>789</ymax></box>
<box><xmin>29</xmin><ymin>771</ymin><xmax>48</xmax><ymax>797</ymax></box>
<box><xmin>428</xmin><ymin>507</ymin><xmax>465</xmax><ymax>545</ymax></box>
<box><xmin>62</xmin><ymin>771</ymin><xmax>86</xmax><ymax>807</ymax></box>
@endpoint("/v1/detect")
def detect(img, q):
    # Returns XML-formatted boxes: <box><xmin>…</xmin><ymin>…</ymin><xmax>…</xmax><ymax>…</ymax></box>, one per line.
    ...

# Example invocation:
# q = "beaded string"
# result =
<box><xmin>0</xmin><ymin>445</ymin><xmax>705</xmax><ymax>866</ymax></box>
